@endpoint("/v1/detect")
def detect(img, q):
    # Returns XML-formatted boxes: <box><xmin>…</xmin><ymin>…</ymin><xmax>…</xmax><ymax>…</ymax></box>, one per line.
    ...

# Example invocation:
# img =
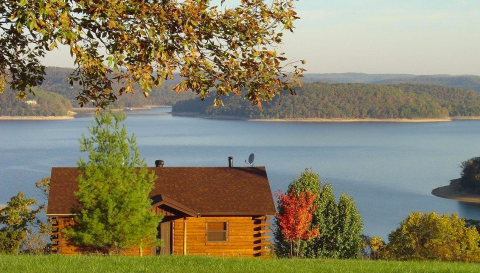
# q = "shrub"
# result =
<box><xmin>0</xmin><ymin>192</ymin><xmax>43</xmax><ymax>254</ymax></box>
<box><xmin>361</xmin><ymin>235</ymin><xmax>386</xmax><ymax>260</ymax></box>
<box><xmin>385</xmin><ymin>212</ymin><xmax>480</xmax><ymax>262</ymax></box>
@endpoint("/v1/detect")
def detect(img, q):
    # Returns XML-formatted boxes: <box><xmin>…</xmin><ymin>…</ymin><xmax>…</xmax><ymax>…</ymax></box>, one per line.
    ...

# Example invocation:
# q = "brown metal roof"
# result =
<box><xmin>47</xmin><ymin>167</ymin><xmax>276</xmax><ymax>216</ymax></box>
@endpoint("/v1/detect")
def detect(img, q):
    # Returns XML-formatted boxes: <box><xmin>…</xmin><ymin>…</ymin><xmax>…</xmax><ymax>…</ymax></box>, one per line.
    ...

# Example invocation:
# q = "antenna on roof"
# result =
<box><xmin>245</xmin><ymin>153</ymin><xmax>255</xmax><ymax>166</ymax></box>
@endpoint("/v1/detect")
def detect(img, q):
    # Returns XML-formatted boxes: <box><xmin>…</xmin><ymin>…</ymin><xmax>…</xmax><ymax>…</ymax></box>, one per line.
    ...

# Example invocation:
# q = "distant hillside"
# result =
<box><xmin>40</xmin><ymin>67</ymin><xmax>195</xmax><ymax>108</ymax></box>
<box><xmin>172</xmin><ymin>83</ymin><xmax>480</xmax><ymax>120</ymax></box>
<box><xmin>375</xmin><ymin>75</ymin><xmax>480</xmax><ymax>93</ymax></box>
<box><xmin>302</xmin><ymin>73</ymin><xmax>480</xmax><ymax>93</ymax></box>
<box><xmin>302</xmin><ymin>73</ymin><xmax>416</xmax><ymax>84</ymax></box>
<box><xmin>0</xmin><ymin>87</ymin><xmax>72</xmax><ymax>116</ymax></box>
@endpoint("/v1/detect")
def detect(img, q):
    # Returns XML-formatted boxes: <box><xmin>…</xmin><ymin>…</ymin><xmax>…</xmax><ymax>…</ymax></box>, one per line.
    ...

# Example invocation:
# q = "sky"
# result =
<box><xmin>42</xmin><ymin>0</ymin><xmax>480</xmax><ymax>75</ymax></box>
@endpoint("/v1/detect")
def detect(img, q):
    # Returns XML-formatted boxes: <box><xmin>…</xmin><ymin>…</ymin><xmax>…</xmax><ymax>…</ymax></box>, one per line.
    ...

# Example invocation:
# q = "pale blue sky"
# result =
<box><xmin>42</xmin><ymin>0</ymin><xmax>480</xmax><ymax>75</ymax></box>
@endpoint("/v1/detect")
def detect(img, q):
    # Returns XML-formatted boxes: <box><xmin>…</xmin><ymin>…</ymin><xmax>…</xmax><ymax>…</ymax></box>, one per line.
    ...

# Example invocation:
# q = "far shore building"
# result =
<box><xmin>47</xmin><ymin>158</ymin><xmax>275</xmax><ymax>257</ymax></box>
<box><xmin>24</xmin><ymin>100</ymin><xmax>37</xmax><ymax>105</ymax></box>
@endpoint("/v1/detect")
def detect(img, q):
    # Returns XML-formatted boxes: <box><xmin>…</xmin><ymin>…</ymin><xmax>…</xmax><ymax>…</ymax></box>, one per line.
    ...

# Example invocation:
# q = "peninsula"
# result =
<box><xmin>172</xmin><ymin>83</ymin><xmax>480</xmax><ymax>122</ymax></box>
<box><xmin>431</xmin><ymin>179</ymin><xmax>480</xmax><ymax>204</ymax></box>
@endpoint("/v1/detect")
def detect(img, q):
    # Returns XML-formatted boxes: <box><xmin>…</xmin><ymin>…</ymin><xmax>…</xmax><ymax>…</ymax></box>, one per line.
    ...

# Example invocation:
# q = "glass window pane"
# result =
<box><xmin>207</xmin><ymin>231</ymin><xmax>227</xmax><ymax>242</ymax></box>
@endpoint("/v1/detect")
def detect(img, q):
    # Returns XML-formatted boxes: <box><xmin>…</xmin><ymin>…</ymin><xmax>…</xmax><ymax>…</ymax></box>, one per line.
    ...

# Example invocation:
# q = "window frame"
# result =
<box><xmin>206</xmin><ymin>221</ymin><xmax>229</xmax><ymax>243</ymax></box>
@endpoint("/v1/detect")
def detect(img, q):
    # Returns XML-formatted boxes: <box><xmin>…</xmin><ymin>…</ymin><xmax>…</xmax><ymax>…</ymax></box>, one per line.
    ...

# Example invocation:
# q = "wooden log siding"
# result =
<box><xmin>50</xmin><ymin>217</ymin><xmax>155</xmax><ymax>256</ymax></box>
<box><xmin>172</xmin><ymin>216</ymin><xmax>271</xmax><ymax>257</ymax></box>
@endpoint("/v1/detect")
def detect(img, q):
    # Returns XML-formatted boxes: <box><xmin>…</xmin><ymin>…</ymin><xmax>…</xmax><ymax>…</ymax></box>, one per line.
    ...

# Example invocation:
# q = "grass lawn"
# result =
<box><xmin>0</xmin><ymin>255</ymin><xmax>479</xmax><ymax>273</ymax></box>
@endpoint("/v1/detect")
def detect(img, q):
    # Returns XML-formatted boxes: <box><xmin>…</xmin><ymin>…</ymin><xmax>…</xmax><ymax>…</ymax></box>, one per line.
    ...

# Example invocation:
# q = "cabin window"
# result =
<box><xmin>206</xmin><ymin>221</ymin><xmax>228</xmax><ymax>242</ymax></box>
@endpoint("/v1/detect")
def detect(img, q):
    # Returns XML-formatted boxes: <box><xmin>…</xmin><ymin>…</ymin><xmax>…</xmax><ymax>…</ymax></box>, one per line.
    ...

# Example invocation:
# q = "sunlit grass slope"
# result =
<box><xmin>1</xmin><ymin>255</ymin><xmax>479</xmax><ymax>273</ymax></box>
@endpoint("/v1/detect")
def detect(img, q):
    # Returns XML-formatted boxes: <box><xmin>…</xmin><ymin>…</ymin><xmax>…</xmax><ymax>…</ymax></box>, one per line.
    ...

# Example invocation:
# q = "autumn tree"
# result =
<box><xmin>0</xmin><ymin>0</ymin><xmax>304</xmax><ymax>108</ymax></box>
<box><xmin>275</xmin><ymin>169</ymin><xmax>363</xmax><ymax>258</ymax></box>
<box><xmin>275</xmin><ymin>188</ymin><xmax>320</xmax><ymax>258</ymax></box>
<box><xmin>360</xmin><ymin>235</ymin><xmax>386</xmax><ymax>260</ymax></box>
<box><xmin>0</xmin><ymin>192</ymin><xmax>43</xmax><ymax>254</ymax></box>
<box><xmin>385</xmin><ymin>212</ymin><xmax>480</xmax><ymax>262</ymax></box>
<box><xmin>64</xmin><ymin>111</ymin><xmax>161</xmax><ymax>254</ymax></box>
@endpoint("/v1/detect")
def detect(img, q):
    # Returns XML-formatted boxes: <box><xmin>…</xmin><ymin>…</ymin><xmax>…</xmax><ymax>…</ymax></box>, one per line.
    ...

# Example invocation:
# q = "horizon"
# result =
<box><xmin>43</xmin><ymin>65</ymin><xmax>480</xmax><ymax>77</ymax></box>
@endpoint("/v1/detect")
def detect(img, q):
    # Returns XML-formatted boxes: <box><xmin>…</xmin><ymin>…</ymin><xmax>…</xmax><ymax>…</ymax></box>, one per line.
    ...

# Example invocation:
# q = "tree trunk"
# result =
<box><xmin>290</xmin><ymin>242</ymin><xmax>293</xmax><ymax>258</ymax></box>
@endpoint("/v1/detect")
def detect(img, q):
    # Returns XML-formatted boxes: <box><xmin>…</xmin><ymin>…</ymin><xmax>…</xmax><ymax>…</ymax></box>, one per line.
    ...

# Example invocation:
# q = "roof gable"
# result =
<box><xmin>47</xmin><ymin>167</ymin><xmax>276</xmax><ymax>216</ymax></box>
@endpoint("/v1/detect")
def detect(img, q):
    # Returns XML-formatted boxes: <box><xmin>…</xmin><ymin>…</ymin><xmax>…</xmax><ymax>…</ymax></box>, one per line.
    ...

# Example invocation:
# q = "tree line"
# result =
<box><xmin>376</xmin><ymin>75</ymin><xmax>480</xmax><ymax>93</ymax></box>
<box><xmin>275</xmin><ymin>169</ymin><xmax>480</xmax><ymax>262</ymax></box>
<box><xmin>173</xmin><ymin>83</ymin><xmax>480</xmax><ymax>119</ymax></box>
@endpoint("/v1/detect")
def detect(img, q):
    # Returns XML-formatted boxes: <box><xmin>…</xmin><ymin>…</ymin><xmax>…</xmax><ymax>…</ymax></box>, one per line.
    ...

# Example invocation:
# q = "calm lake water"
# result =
<box><xmin>1</xmin><ymin>107</ymin><xmax>480</xmax><ymax>239</ymax></box>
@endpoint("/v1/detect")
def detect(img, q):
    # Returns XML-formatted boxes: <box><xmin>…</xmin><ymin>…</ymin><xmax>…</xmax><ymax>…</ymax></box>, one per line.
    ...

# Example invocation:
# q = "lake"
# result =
<box><xmin>1</xmin><ymin>107</ymin><xmax>480</xmax><ymax>239</ymax></box>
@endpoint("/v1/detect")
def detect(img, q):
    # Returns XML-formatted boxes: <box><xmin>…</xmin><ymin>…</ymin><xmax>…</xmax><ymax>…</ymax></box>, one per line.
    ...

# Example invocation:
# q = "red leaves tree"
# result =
<box><xmin>275</xmin><ymin>188</ymin><xmax>320</xmax><ymax>257</ymax></box>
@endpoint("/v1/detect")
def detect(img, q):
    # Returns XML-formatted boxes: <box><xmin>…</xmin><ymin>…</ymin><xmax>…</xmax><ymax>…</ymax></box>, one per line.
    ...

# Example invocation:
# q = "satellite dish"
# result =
<box><xmin>245</xmin><ymin>153</ymin><xmax>255</xmax><ymax>166</ymax></box>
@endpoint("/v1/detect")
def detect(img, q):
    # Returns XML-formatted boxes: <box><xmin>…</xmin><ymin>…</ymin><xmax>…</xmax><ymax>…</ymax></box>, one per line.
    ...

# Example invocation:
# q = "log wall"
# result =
<box><xmin>172</xmin><ymin>216</ymin><xmax>270</xmax><ymax>257</ymax></box>
<box><xmin>50</xmin><ymin>215</ymin><xmax>271</xmax><ymax>257</ymax></box>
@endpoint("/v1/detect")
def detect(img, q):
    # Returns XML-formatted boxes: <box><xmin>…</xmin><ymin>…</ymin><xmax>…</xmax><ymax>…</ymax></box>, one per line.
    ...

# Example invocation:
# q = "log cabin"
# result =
<box><xmin>47</xmin><ymin>158</ymin><xmax>276</xmax><ymax>257</ymax></box>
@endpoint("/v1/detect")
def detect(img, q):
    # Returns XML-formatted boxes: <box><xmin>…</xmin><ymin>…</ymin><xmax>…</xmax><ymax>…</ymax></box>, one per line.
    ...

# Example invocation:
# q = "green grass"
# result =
<box><xmin>0</xmin><ymin>255</ymin><xmax>479</xmax><ymax>273</ymax></box>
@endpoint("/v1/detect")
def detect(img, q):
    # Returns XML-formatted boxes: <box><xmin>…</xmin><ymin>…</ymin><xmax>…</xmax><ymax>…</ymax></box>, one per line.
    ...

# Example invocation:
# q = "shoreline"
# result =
<box><xmin>72</xmin><ymin>105</ymin><xmax>170</xmax><ymax>112</ymax></box>
<box><xmin>4</xmin><ymin>110</ymin><xmax>480</xmax><ymax>123</ymax></box>
<box><xmin>451</xmin><ymin>116</ymin><xmax>480</xmax><ymax>121</ymax></box>
<box><xmin>431</xmin><ymin>179</ymin><xmax>480</xmax><ymax>204</ymax></box>
<box><xmin>0</xmin><ymin>111</ymin><xmax>76</xmax><ymax>121</ymax></box>
<box><xmin>0</xmin><ymin>115</ymin><xmax>74</xmax><ymax>121</ymax></box>
<box><xmin>172</xmin><ymin>113</ymin><xmax>457</xmax><ymax>123</ymax></box>
<box><xmin>0</xmin><ymin>106</ymin><xmax>169</xmax><ymax>120</ymax></box>
<box><xmin>249</xmin><ymin>118</ymin><xmax>453</xmax><ymax>123</ymax></box>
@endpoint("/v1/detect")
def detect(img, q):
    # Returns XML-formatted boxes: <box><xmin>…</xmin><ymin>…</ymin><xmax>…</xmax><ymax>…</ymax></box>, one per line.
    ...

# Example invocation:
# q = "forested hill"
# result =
<box><xmin>41</xmin><ymin>67</ymin><xmax>195</xmax><ymax>107</ymax></box>
<box><xmin>0</xmin><ymin>87</ymin><xmax>72</xmax><ymax>116</ymax></box>
<box><xmin>172</xmin><ymin>83</ymin><xmax>480</xmax><ymax>120</ymax></box>
<box><xmin>302</xmin><ymin>73</ymin><xmax>480</xmax><ymax>93</ymax></box>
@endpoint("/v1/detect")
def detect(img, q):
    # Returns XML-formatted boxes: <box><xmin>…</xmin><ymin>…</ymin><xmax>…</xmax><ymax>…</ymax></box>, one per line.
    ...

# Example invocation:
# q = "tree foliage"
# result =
<box><xmin>0</xmin><ymin>192</ymin><xmax>43</xmax><ymax>254</ymax></box>
<box><xmin>275</xmin><ymin>188</ymin><xmax>320</xmax><ymax>257</ymax></box>
<box><xmin>274</xmin><ymin>169</ymin><xmax>363</xmax><ymax>259</ymax></box>
<box><xmin>1</xmin><ymin>0</ymin><xmax>304</xmax><ymax>108</ymax></box>
<box><xmin>460</xmin><ymin>157</ymin><xmax>480</xmax><ymax>190</ymax></box>
<box><xmin>385</xmin><ymin>212</ymin><xmax>480</xmax><ymax>262</ymax></box>
<box><xmin>63</xmin><ymin>111</ymin><xmax>161</xmax><ymax>254</ymax></box>
<box><xmin>361</xmin><ymin>235</ymin><xmax>386</xmax><ymax>260</ymax></box>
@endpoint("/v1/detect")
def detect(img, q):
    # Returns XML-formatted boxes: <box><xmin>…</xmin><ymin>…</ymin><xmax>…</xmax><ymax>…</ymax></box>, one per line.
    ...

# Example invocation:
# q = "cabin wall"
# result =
<box><xmin>172</xmin><ymin>216</ymin><xmax>270</xmax><ymax>257</ymax></box>
<box><xmin>50</xmin><ymin>217</ymin><xmax>155</xmax><ymax>256</ymax></box>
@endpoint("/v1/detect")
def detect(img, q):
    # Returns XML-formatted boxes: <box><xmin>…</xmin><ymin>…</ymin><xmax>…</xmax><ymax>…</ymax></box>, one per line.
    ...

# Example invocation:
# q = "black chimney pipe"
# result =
<box><xmin>228</xmin><ymin>156</ymin><xmax>233</xmax><ymax>167</ymax></box>
<box><xmin>155</xmin><ymin>160</ymin><xmax>164</xmax><ymax>167</ymax></box>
